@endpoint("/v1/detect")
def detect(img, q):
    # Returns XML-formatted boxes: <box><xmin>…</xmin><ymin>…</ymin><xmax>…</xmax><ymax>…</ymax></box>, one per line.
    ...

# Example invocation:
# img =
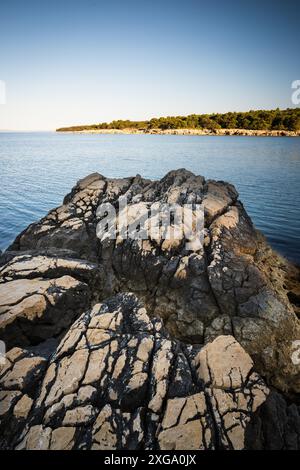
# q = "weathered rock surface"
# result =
<box><xmin>5</xmin><ymin>169</ymin><xmax>300</xmax><ymax>392</ymax></box>
<box><xmin>0</xmin><ymin>254</ymin><xmax>102</xmax><ymax>348</ymax></box>
<box><xmin>0</xmin><ymin>293</ymin><xmax>270</xmax><ymax>450</ymax></box>
<box><xmin>0</xmin><ymin>169</ymin><xmax>300</xmax><ymax>450</ymax></box>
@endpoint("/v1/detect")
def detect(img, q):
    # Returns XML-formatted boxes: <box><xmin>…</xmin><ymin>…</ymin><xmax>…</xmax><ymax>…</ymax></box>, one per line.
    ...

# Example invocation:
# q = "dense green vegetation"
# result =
<box><xmin>57</xmin><ymin>108</ymin><xmax>300</xmax><ymax>132</ymax></box>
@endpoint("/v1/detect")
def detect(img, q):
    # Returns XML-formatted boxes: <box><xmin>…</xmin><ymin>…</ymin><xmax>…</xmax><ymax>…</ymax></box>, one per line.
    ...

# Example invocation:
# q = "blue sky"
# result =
<box><xmin>0</xmin><ymin>0</ymin><xmax>299</xmax><ymax>130</ymax></box>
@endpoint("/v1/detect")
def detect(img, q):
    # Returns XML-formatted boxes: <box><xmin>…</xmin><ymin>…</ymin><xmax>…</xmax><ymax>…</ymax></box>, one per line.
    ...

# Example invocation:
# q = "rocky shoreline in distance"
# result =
<box><xmin>0</xmin><ymin>169</ymin><xmax>300</xmax><ymax>450</ymax></box>
<box><xmin>57</xmin><ymin>128</ymin><xmax>300</xmax><ymax>137</ymax></box>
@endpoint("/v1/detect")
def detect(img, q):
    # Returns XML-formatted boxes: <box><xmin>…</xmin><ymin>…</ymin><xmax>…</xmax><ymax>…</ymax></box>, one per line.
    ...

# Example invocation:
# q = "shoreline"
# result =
<box><xmin>56</xmin><ymin>127</ymin><xmax>300</xmax><ymax>137</ymax></box>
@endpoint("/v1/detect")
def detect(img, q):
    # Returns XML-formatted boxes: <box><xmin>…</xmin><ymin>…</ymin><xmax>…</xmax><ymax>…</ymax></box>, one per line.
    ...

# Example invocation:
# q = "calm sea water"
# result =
<box><xmin>0</xmin><ymin>132</ymin><xmax>299</xmax><ymax>263</ymax></box>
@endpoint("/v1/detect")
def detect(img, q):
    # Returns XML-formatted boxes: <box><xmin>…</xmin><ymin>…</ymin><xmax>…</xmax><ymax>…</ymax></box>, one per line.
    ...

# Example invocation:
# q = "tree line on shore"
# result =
<box><xmin>57</xmin><ymin>108</ymin><xmax>300</xmax><ymax>132</ymax></box>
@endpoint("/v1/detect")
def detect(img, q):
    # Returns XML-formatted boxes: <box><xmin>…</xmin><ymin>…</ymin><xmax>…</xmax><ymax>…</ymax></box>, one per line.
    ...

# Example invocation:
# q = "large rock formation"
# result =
<box><xmin>0</xmin><ymin>169</ymin><xmax>300</xmax><ymax>450</ymax></box>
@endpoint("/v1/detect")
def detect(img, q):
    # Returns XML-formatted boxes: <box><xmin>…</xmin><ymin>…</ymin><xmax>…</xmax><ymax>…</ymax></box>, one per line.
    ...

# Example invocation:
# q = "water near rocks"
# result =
<box><xmin>0</xmin><ymin>132</ymin><xmax>299</xmax><ymax>262</ymax></box>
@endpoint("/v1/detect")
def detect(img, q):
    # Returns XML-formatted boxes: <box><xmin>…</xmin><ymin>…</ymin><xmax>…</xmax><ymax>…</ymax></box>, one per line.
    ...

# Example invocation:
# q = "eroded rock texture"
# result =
<box><xmin>0</xmin><ymin>254</ymin><xmax>102</xmax><ymax>348</ymax></box>
<box><xmin>0</xmin><ymin>293</ymin><xmax>270</xmax><ymax>450</ymax></box>
<box><xmin>0</xmin><ymin>169</ymin><xmax>300</xmax><ymax>450</ymax></box>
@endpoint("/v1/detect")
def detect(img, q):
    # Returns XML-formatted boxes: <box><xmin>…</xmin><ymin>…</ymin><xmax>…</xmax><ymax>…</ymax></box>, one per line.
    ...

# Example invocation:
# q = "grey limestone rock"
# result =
<box><xmin>1</xmin><ymin>169</ymin><xmax>300</xmax><ymax>449</ymax></box>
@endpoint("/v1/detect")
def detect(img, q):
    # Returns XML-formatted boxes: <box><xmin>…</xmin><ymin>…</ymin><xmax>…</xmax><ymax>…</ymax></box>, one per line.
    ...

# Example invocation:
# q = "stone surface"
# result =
<box><xmin>4</xmin><ymin>169</ymin><xmax>300</xmax><ymax>393</ymax></box>
<box><xmin>0</xmin><ymin>254</ymin><xmax>102</xmax><ymax>348</ymax></box>
<box><xmin>0</xmin><ymin>293</ymin><xmax>270</xmax><ymax>450</ymax></box>
<box><xmin>13</xmin><ymin>394</ymin><xmax>33</xmax><ymax>419</ymax></box>
<box><xmin>0</xmin><ymin>169</ymin><xmax>300</xmax><ymax>450</ymax></box>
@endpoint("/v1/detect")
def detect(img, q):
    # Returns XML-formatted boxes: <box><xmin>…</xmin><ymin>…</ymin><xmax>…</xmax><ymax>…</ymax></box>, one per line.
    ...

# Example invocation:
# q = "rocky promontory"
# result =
<box><xmin>0</xmin><ymin>169</ymin><xmax>300</xmax><ymax>450</ymax></box>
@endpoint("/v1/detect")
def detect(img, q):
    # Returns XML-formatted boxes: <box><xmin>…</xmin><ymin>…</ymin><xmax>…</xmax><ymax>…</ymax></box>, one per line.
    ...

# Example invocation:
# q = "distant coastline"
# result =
<box><xmin>56</xmin><ymin>127</ymin><xmax>300</xmax><ymax>137</ymax></box>
<box><xmin>56</xmin><ymin>108</ymin><xmax>300</xmax><ymax>137</ymax></box>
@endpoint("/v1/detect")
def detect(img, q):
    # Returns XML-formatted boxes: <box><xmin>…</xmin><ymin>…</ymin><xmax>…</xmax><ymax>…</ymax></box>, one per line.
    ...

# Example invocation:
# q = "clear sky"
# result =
<box><xmin>0</xmin><ymin>0</ymin><xmax>299</xmax><ymax>130</ymax></box>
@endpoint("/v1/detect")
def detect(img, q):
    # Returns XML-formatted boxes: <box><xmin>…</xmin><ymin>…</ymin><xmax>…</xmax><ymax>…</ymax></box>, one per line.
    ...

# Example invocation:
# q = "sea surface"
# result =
<box><xmin>0</xmin><ymin>132</ymin><xmax>299</xmax><ymax>263</ymax></box>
